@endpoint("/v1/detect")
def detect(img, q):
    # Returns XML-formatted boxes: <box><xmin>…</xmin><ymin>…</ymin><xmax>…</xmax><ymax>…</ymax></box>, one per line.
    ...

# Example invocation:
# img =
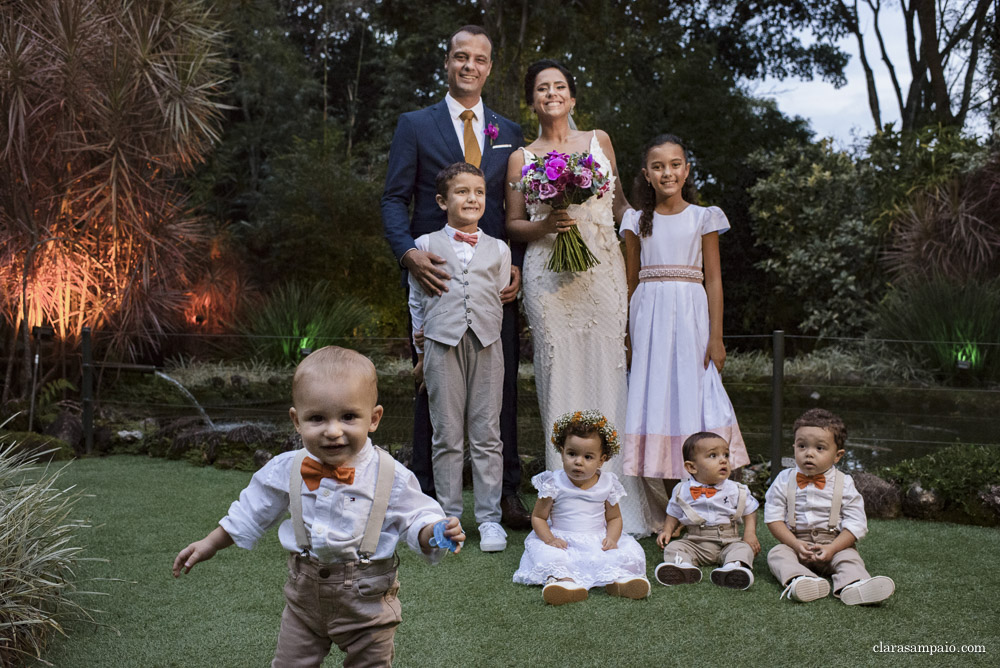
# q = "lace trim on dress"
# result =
<box><xmin>531</xmin><ymin>471</ymin><xmax>559</xmax><ymax>499</ymax></box>
<box><xmin>638</xmin><ymin>265</ymin><xmax>704</xmax><ymax>283</ymax></box>
<box><xmin>606</xmin><ymin>472</ymin><xmax>627</xmax><ymax>506</ymax></box>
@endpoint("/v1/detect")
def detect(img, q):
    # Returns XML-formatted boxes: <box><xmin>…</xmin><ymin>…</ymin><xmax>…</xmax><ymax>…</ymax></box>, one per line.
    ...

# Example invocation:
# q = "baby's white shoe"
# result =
<box><xmin>780</xmin><ymin>575</ymin><xmax>830</xmax><ymax>603</ymax></box>
<box><xmin>543</xmin><ymin>577</ymin><xmax>588</xmax><ymax>605</ymax></box>
<box><xmin>605</xmin><ymin>577</ymin><xmax>650</xmax><ymax>599</ymax></box>
<box><xmin>710</xmin><ymin>561</ymin><xmax>754</xmax><ymax>590</ymax></box>
<box><xmin>840</xmin><ymin>576</ymin><xmax>895</xmax><ymax>605</ymax></box>
<box><xmin>654</xmin><ymin>556</ymin><xmax>702</xmax><ymax>586</ymax></box>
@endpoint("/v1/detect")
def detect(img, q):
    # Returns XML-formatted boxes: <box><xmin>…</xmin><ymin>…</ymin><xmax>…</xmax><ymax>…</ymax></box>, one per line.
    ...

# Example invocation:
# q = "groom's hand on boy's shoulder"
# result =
<box><xmin>404</xmin><ymin>249</ymin><xmax>450</xmax><ymax>295</ymax></box>
<box><xmin>500</xmin><ymin>266</ymin><xmax>521</xmax><ymax>304</ymax></box>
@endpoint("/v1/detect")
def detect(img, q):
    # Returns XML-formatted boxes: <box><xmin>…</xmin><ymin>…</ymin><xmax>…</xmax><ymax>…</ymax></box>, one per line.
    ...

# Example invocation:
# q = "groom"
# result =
<box><xmin>381</xmin><ymin>25</ymin><xmax>530</xmax><ymax>529</ymax></box>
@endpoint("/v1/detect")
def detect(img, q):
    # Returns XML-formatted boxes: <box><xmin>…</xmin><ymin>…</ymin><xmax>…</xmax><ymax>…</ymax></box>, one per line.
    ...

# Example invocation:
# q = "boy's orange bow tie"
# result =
<box><xmin>453</xmin><ymin>230</ymin><xmax>478</xmax><ymax>246</ymax></box>
<box><xmin>690</xmin><ymin>486</ymin><xmax>717</xmax><ymax>500</ymax></box>
<box><xmin>796</xmin><ymin>472</ymin><xmax>826</xmax><ymax>490</ymax></box>
<box><xmin>301</xmin><ymin>457</ymin><xmax>355</xmax><ymax>490</ymax></box>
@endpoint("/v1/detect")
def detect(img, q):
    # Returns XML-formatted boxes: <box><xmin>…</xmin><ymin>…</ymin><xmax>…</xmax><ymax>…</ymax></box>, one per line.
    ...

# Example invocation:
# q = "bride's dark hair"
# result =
<box><xmin>631</xmin><ymin>134</ymin><xmax>697</xmax><ymax>238</ymax></box>
<box><xmin>524</xmin><ymin>59</ymin><xmax>576</xmax><ymax>105</ymax></box>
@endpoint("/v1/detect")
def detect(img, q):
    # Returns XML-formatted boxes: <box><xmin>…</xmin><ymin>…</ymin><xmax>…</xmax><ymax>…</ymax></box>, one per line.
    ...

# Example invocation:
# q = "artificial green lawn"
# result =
<box><xmin>38</xmin><ymin>456</ymin><xmax>998</xmax><ymax>667</ymax></box>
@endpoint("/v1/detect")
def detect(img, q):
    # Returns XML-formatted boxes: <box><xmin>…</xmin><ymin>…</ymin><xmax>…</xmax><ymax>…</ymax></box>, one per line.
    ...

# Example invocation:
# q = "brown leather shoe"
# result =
<box><xmin>500</xmin><ymin>494</ymin><xmax>532</xmax><ymax>530</ymax></box>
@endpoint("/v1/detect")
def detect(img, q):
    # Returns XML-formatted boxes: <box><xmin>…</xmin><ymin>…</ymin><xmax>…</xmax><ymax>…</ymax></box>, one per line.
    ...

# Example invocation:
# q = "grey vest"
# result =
<box><xmin>421</xmin><ymin>229</ymin><xmax>504</xmax><ymax>348</ymax></box>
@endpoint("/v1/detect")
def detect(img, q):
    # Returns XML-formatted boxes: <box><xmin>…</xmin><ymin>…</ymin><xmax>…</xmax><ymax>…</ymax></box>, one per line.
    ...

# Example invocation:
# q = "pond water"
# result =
<box><xmin>184</xmin><ymin>378</ymin><xmax>999</xmax><ymax>474</ymax></box>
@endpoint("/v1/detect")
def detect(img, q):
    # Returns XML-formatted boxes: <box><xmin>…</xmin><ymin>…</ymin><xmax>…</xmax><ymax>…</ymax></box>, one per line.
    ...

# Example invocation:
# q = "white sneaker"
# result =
<box><xmin>840</xmin><ymin>576</ymin><xmax>895</xmax><ymax>605</ymax></box>
<box><xmin>710</xmin><ymin>561</ymin><xmax>754</xmax><ymax>590</ymax></box>
<box><xmin>654</xmin><ymin>556</ymin><xmax>702</xmax><ymax>586</ymax></box>
<box><xmin>478</xmin><ymin>522</ymin><xmax>507</xmax><ymax>552</ymax></box>
<box><xmin>780</xmin><ymin>575</ymin><xmax>831</xmax><ymax>603</ymax></box>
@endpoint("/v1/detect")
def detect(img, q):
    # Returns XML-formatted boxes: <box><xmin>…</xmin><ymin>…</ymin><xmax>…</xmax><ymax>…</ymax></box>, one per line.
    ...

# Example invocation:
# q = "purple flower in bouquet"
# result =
<box><xmin>484</xmin><ymin>123</ymin><xmax>499</xmax><ymax>142</ymax></box>
<box><xmin>521</xmin><ymin>163</ymin><xmax>533</xmax><ymax>178</ymax></box>
<box><xmin>544</xmin><ymin>155</ymin><xmax>568</xmax><ymax>181</ymax></box>
<box><xmin>576</xmin><ymin>169</ymin><xmax>593</xmax><ymax>189</ymax></box>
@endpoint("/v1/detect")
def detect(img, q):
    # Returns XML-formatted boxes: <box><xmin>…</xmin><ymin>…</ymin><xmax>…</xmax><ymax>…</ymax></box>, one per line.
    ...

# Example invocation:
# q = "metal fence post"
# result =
<box><xmin>770</xmin><ymin>329</ymin><xmax>784</xmax><ymax>482</ymax></box>
<box><xmin>82</xmin><ymin>327</ymin><xmax>93</xmax><ymax>455</ymax></box>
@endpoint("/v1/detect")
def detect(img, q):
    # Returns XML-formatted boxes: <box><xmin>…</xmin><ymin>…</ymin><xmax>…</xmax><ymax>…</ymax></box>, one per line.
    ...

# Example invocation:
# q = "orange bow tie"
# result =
<box><xmin>301</xmin><ymin>457</ymin><xmax>355</xmax><ymax>491</ymax></box>
<box><xmin>796</xmin><ymin>472</ymin><xmax>826</xmax><ymax>490</ymax></box>
<box><xmin>453</xmin><ymin>230</ymin><xmax>478</xmax><ymax>246</ymax></box>
<box><xmin>690</xmin><ymin>486</ymin><xmax>717</xmax><ymax>500</ymax></box>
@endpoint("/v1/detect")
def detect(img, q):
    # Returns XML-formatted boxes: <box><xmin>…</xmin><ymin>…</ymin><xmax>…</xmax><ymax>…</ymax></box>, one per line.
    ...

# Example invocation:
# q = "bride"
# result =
<box><xmin>505</xmin><ymin>59</ymin><xmax>653</xmax><ymax>536</ymax></box>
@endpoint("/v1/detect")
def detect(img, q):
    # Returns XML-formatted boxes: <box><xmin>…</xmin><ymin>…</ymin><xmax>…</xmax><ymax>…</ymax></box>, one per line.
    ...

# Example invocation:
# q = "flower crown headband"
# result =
<box><xmin>551</xmin><ymin>409</ymin><xmax>621</xmax><ymax>457</ymax></box>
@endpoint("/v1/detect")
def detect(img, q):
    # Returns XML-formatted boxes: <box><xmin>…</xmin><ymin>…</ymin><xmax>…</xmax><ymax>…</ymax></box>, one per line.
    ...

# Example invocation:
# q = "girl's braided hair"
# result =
<box><xmin>631</xmin><ymin>133</ymin><xmax>697</xmax><ymax>237</ymax></box>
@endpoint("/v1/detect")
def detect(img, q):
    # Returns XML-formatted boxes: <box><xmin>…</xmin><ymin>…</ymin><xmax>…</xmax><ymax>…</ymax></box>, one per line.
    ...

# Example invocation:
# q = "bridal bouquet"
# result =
<box><xmin>513</xmin><ymin>150</ymin><xmax>611</xmax><ymax>272</ymax></box>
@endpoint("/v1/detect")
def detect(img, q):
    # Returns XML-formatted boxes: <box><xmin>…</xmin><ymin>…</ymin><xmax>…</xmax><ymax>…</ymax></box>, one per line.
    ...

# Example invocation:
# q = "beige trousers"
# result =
<box><xmin>424</xmin><ymin>332</ymin><xmax>503</xmax><ymax>524</ymax></box>
<box><xmin>663</xmin><ymin>524</ymin><xmax>755</xmax><ymax>568</ymax></box>
<box><xmin>271</xmin><ymin>554</ymin><xmax>400</xmax><ymax>667</ymax></box>
<box><xmin>766</xmin><ymin>528</ymin><xmax>870</xmax><ymax>595</ymax></box>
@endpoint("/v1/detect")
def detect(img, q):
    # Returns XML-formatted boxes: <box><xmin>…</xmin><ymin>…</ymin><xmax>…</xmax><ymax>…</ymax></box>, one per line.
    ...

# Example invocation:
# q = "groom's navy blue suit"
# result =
<box><xmin>381</xmin><ymin>99</ymin><xmax>525</xmax><ymax>498</ymax></box>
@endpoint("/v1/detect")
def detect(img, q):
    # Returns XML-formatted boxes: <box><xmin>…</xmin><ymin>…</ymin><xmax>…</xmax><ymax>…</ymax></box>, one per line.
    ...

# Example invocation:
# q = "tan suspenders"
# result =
<box><xmin>288</xmin><ymin>446</ymin><xmax>397</xmax><ymax>564</ymax></box>
<box><xmin>784</xmin><ymin>468</ymin><xmax>843</xmax><ymax>531</ymax></box>
<box><xmin>672</xmin><ymin>483</ymin><xmax>750</xmax><ymax>527</ymax></box>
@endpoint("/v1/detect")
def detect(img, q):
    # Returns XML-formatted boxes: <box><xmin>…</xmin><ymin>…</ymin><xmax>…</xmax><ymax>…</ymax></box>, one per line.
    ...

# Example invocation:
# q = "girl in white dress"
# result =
<box><xmin>620</xmin><ymin>134</ymin><xmax>749</xmax><ymax>527</ymax></box>
<box><xmin>512</xmin><ymin>410</ymin><xmax>649</xmax><ymax>605</ymax></box>
<box><xmin>506</xmin><ymin>59</ymin><xmax>653</xmax><ymax>536</ymax></box>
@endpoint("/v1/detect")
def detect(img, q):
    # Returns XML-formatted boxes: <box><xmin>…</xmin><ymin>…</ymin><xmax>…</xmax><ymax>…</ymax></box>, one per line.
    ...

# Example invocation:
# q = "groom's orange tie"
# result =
<box><xmin>460</xmin><ymin>109</ymin><xmax>481</xmax><ymax>167</ymax></box>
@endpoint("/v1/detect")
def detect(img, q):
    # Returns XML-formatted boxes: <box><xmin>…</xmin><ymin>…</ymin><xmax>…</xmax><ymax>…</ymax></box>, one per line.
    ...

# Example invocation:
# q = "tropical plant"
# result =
<box><xmin>875</xmin><ymin>277</ymin><xmax>1000</xmax><ymax>384</ymax></box>
<box><xmin>239</xmin><ymin>282</ymin><xmax>373</xmax><ymax>365</ymax></box>
<box><xmin>882</xmin><ymin>158</ymin><xmax>1000</xmax><ymax>282</ymax></box>
<box><xmin>0</xmin><ymin>0</ymin><xmax>227</xmax><ymax>397</ymax></box>
<box><xmin>0</xmin><ymin>441</ymin><xmax>99</xmax><ymax>665</ymax></box>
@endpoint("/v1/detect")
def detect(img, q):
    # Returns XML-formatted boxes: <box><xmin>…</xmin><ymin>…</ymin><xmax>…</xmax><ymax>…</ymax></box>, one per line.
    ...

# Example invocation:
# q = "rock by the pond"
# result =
<box><xmin>224</xmin><ymin>423</ymin><xmax>269</xmax><ymax>446</ymax></box>
<box><xmin>209</xmin><ymin>376</ymin><xmax>226</xmax><ymax>389</ymax></box>
<box><xmin>230</xmin><ymin>374</ymin><xmax>248</xmax><ymax>389</ymax></box>
<box><xmin>116</xmin><ymin>429</ymin><xmax>144</xmax><ymax>443</ymax></box>
<box><xmin>44</xmin><ymin>411</ymin><xmax>84</xmax><ymax>454</ymax></box>
<box><xmin>978</xmin><ymin>485</ymin><xmax>1000</xmax><ymax>520</ymax></box>
<box><xmin>902</xmin><ymin>482</ymin><xmax>944</xmax><ymax>519</ymax></box>
<box><xmin>853</xmin><ymin>471</ymin><xmax>902</xmax><ymax>519</ymax></box>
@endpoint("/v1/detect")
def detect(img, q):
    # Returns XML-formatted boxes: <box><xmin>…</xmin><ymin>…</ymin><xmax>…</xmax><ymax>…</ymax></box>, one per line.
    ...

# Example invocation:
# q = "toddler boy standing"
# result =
<box><xmin>653</xmin><ymin>432</ymin><xmax>760</xmax><ymax>589</ymax></box>
<box><xmin>173</xmin><ymin>346</ymin><xmax>464</xmax><ymax>666</ymax></box>
<box><xmin>410</xmin><ymin>162</ymin><xmax>511</xmax><ymax>553</ymax></box>
<box><xmin>765</xmin><ymin>408</ymin><xmax>895</xmax><ymax>605</ymax></box>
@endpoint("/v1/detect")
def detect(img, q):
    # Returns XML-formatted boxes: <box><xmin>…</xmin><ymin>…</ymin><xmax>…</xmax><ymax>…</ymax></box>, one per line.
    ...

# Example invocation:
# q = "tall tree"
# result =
<box><xmin>835</xmin><ymin>0</ymin><xmax>995</xmax><ymax>131</ymax></box>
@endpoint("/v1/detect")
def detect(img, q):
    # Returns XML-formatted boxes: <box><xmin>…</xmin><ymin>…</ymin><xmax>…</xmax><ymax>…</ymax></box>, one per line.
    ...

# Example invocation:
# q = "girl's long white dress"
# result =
<box><xmin>620</xmin><ymin>206</ymin><xmax>748</xmax><ymax>480</ymax></box>
<box><xmin>512</xmin><ymin>470</ymin><xmax>646</xmax><ymax>589</ymax></box>
<box><xmin>520</xmin><ymin>132</ymin><xmax>653</xmax><ymax>535</ymax></box>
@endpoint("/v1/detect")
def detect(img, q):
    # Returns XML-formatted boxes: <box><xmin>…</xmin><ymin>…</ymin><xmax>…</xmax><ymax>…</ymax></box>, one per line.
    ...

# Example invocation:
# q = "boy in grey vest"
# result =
<box><xmin>172</xmin><ymin>346</ymin><xmax>465</xmax><ymax>666</ymax></box>
<box><xmin>410</xmin><ymin>163</ymin><xmax>512</xmax><ymax>552</ymax></box>
<box><xmin>765</xmin><ymin>408</ymin><xmax>895</xmax><ymax>605</ymax></box>
<box><xmin>654</xmin><ymin>432</ymin><xmax>760</xmax><ymax>590</ymax></box>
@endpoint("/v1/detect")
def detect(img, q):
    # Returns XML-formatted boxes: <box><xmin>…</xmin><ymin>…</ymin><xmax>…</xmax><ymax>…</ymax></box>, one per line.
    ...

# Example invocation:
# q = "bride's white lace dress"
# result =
<box><xmin>521</xmin><ymin>132</ymin><xmax>653</xmax><ymax>536</ymax></box>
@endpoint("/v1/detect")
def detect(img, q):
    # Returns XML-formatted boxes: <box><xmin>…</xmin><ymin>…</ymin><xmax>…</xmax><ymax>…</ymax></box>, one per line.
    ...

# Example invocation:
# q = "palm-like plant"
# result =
<box><xmin>0</xmin><ymin>0</ymin><xmax>227</xmax><ymax>397</ymax></box>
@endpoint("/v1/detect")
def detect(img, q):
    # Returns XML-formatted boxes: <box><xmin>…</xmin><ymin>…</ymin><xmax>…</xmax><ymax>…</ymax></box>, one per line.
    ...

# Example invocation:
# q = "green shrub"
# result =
<box><xmin>0</xmin><ymin>443</ymin><xmax>98</xmax><ymax>665</ymax></box>
<box><xmin>239</xmin><ymin>281</ymin><xmax>372</xmax><ymax>365</ymax></box>
<box><xmin>0</xmin><ymin>431</ymin><xmax>74</xmax><ymax>461</ymax></box>
<box><xmin>875</xmin><ymin>277</ymin><xmax>1000</xmax><ymax>384</ymax></box>
<box><xmin>882</xmin><ymin>443</ymin><xmax>1000</xmax><ymax>524</ymax></box>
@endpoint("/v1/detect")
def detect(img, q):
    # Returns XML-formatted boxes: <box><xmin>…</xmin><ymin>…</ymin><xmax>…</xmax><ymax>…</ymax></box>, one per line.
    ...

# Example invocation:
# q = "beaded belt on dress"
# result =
<box><xmin>638</xmin><ymin>265</ymin><xmax>703</xmax><ymax>283</ymax></box>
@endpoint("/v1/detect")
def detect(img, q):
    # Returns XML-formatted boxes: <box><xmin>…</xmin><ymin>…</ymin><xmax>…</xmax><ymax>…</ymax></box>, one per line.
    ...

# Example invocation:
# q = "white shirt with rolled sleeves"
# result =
<box><xmin>667</xmin><ymin>478</ymin><xmax>760</xmax><ymax>526</ymax></box>
<box><xmin>219</xmin><ymin>440</ymin><xmax>448</xmax><ymax>564</ymax></box>
<box><xmin>764</xmin><ymin>467</ymin><xmax>868</xmax><ymax>539</ymax></box>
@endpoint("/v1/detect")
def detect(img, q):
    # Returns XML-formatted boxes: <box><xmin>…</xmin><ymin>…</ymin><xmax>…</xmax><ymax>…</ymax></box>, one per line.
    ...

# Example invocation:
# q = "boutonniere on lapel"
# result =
<box><xmin>484</xmin><ymin>122</ymin><xmax>499</xmax><ymax>146</ymax></box>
